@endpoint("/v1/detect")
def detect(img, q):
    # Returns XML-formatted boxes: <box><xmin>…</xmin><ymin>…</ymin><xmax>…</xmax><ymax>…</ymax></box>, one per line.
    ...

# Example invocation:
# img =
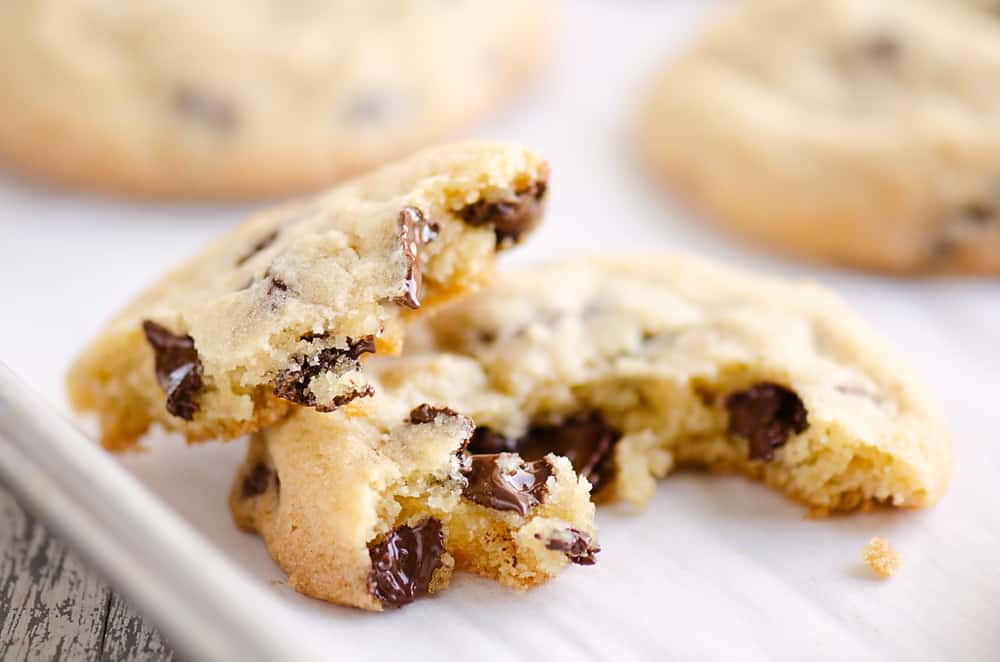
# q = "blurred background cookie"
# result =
<box><xmin>640</xmin><ymin>0</ymin><xmax>1000</xmax><ymax>275</ymax></box>
<box><xmin>0</xmin><ymin>0</ymin><xmax>549</xmax><ymax>199</ymax></box>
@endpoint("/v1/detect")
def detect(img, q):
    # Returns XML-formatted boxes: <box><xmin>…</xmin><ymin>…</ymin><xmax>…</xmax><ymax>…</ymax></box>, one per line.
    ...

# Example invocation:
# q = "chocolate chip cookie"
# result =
<box><xmin>640</xmin><ymin>0</ymin><xmax>1000</xmax><ymax>274</ymax></box>
<box><xmin>67</xmin><ymin>142</ymin><xmax>548</xmax><ymax>449</ymax></box>
<box><xmin>397</xmin><ymin>255</ymin><xmax>952</xmax><ymax>512</ymax></box>
<box><xmin>0</xmin><ymin>1</ymin><xmax>549</xmax><ymax>198</ymax></box>
<box><xmin>230</xmin><ymin>391</ymin><xmax>597</xmax><ymax>611</ymax></box>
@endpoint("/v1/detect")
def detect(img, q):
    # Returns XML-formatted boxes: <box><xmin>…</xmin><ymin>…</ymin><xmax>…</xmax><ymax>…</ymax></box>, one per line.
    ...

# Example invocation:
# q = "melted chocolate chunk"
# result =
<box><xmin>725</xmin><ymin>383</ymin><xmax>808</xmax><ymax>462</ymax></box>
<box><xmin>395</xmin><ymin>207</ymin><xmax>440</xmax><ymax>309</ymax></box>
<box><xmin>368</xmin><ymin>518</ymin><xmax>445</xmax><ymax>608</ymax></box>
<box><xmin>457</xmin><ymin>180</ymin><xmax>547</xmax><ymax>245</ymax></box>
<box><xmin>409</xmin><ymin>403</ymin><xmax>460</xmax><ymax>424</ymax></box>
<box><xmin>461</xmin><ymin>453</ymin><xmax>552</xmax><ymax>516</ymax></box>
<box><xmin>142</xmin><ymin>320</ymin><xmax>203</xmax><ymax>420</ymax></box>
<box><xmin>241</xmin><ymin>462</ymin><xmax>274</xmax><ymax>498</ymax></box>
<box><xmin>541</xmin><ymin>528</ymin><xmax>600</xmax><ymax>566</ymax></box>
<box><xmin>236</xmin><ymin>230</ymin><xmax>279</xmax><ymax>266</ymax></box>
<box><xmin>172</xmin><ymin>85</ymin><xmax>240</xmax><ymax>133</ymax></box>
<box><xmin>468</xmin><ymin>412</ymin><xmax>620</xmax><ymax>494</ymax></box>
<box><xmin>273</xmin><ymin>335</ymin><xmax>376</xmax><ymax>410</ymax></box>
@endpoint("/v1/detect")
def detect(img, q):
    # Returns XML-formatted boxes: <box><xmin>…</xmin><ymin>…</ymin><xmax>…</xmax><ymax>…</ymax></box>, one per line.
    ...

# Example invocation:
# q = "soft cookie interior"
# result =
<box><xmin>230</xmin><ymin>399</ymin><xmax>596</xmax><ymax>611</ymax></box>
<box><xmin>395</xmin><ymin>256</ymin><xmax>952</xmax><ymax>513</ymax></box>
<box><xmin>67</xmin><ymin>142</ymin><xmax>548</xmax><ymax>449</ymax></box>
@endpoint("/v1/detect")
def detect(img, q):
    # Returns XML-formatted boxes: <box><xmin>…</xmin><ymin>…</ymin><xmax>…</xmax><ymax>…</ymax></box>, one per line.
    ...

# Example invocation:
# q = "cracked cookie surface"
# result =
<box><xmin>230</xmin><ymin>395</ymin><xmax>597</xmax><ymax>611</ymax></box>
<box><xmin>0</xmin><ymin>0</ymin><xmax>549</xmax><ymax>198</ymax></box>
<box><xmin>396</xmin><ymin>255</ymin><xmax>952</xmax><ymax>512</ymax></box>
<box><xmin>67</xmin><ymin>142</ymin><xmax>548</xmax><ymax>449</ymax></box>
<box><xmin>641</xmin><ymin>0</ymin><xmax>1000</xmax><ymax>274</ymax></box>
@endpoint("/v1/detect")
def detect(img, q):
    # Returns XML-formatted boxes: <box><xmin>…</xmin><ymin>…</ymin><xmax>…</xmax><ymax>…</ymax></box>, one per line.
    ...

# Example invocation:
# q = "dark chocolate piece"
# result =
<box><xmin>457</xmin><ymin>180</ymin><xmax>547</xmax><ymax>245</ymax></box>
<box><xmin>273</xmin><ymin>335</ymin><xmax>376</xmax><ymax>410</ymax></box>
<box><xmin>725</xmin><ymin>383</ymin><xmax>808</xmax><ymax>462</ymax></box>
<box><xmin>368</xmin><ymin>518</ymin><xmax>445</xmax><ymax>608</ymax></box>
<box><xmin>409</xmin><ymin>403</ymin><xmax>460</xmax><ymax>424</ymax></box>
<box><xmin>142</xmin><ymin>320</ymin><xmax>203</xmax><ymax>420</ymax></box>
<box><xmin>241</xmin><ymin>462</ymin><xmax>274</xmax><ymax>498</ymax></box>
<box><xmin>541</xmin><ymin>528</ymin><xmax>600</xmax><ymax>566</ymax></box>
<box><xmin>461</xmin><ymin>453</ymin><xmax>552</xmax><ymax>516</ymax></box>
<box><xmin>172</xmin><ymin>85</ymin><xmax>240</xmax><ymax>133</ymax></box>
<box><xmin>395</xmin><ymin>207</ymin><xmax>440</xmax><ymax>309</ymax></box>
<box><xmin>236</xmin><ymin>230</ymin><xmax>279</xmax><ymax>266</ymax></box>
<box><xmin>468</xmin><ymin>412</ymin><xmax>620</xmax><ymax>494</ymax></box>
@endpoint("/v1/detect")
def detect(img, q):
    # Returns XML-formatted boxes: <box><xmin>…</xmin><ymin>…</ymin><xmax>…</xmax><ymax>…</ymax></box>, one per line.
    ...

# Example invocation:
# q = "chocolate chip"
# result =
<box><xmin>343</xmin><ymin>91</ymin><xmax>410</xmax><ymax>126</ymax></box>
<box><xmin>540</xmin><ymin>528</ymin><xmax>600</xmax><ymax>566</ymax></box>
<box><xmin>467</xmin><ymin>427</ymin><xmax>518</xmax><ymax>454</ymax></box>
<box><xmin>266</xmin><ymin>274</ymin><xmax>289</xmax><ymax>298</ymax></box>
<box><xmin>172</xmin><ymin>85</ymin><xmax>240</xmax><ymax>133</ymax></box>
<box><xmin>461</xmin><ymin>453</ymin><xmax>552</xmax><ymax>516</ymax></box>
<box><xmin>272</xmin><ymin>335</ymin><xmax>376</xmax><ymax>410</ymax></box>
<box><xmin>409</xmin><ymin>403</ymin><xmax>460</xmax><ymax>424</ymax></box>
<box><xmin>236</xmin><ymin>230</ymin><xmax>279</xmax><ymax>266</ymax></box>
<box><xmin>241</xmin><ymin>462</ymin><xmax>274</xmax><ymax>498</ymax></box>
<box><xmin>395</xmin><ymin>207</ymin><xmax>440</xmax><ymax>309</ymax></box>
<box><xmin>863</xmin><ymin>32</ymin><xmax>901</xmax><ymax>62</ymax></box>
<box><xmin>725</xmin><ymin>383</ymin><xmax>808</xmax><ymax>462</ymax></box>
<box><xmin>368</xmin><ymin>518</ymin><xmax>445</xmax><ymax>609</ymax></box>
<box><xmin>931</xmin><ymin>200</ymin><xmax>997</xmax><ymax>259</ymax></box>
<box><xmin>468</xmin><ymin>412</ymin><xmax>620</xmax><ymax>494</ymax></box>
<box><xmin>457</xmin><ymin>180</ymin><xmax>547</xmax><ymax>246</ymax></box>
<box><xmin>142</xmin><ymin>320</ymin><xmax>203</xmax><ymax>420</ymax></box>
<box><xmin>957</xmin><ymin>202</ymin><xmax>994</xmax><ymax>225</ymax></box>
<box><xmin>694</xmin><ymin>385</ymin><xmax>716</xmax><ymax>407</ymax></box>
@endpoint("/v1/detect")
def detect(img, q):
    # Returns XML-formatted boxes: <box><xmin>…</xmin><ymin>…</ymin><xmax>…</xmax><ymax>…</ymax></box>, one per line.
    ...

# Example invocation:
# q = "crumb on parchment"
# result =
<box><xmin>862</xmin><ymin>537</ymin><xmax>901</xmax><ymax>578</ymax></box>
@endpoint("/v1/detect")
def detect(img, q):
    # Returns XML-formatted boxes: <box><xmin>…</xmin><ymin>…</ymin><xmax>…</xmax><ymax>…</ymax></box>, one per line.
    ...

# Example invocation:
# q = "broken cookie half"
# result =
<box><xmin>230</xmin><ymin>396</ymin><xmax>597</xmax><ymax>611</ymax></box>
<box><xmin>395</xmin><ymin>254</ymin><xmax>953</xmax><ymax>513</ymax></box>
<box><xmin>66</xmin><ymin>142</ymin><xmax>548</xmax><ymax>449</ymax></box>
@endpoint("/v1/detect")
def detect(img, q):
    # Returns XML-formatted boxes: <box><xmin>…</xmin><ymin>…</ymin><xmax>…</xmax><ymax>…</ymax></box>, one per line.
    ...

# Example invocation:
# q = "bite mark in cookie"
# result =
<box><xmin>540</xmin><ymin>528</ymin><xmax>600</xmax><ymax>566</ymax></box>
<box><xmin>726</xmin><ymin>383</ymin><xmax>808</xmax><ymax>461</ymax></box>
<box><xmin>461</xmin><ymin>453</ymin><xmax>552</xmax><ymax>516</ymax></box>
<box><xmin>368</xmin><ymin>518</ymin><xmax>446</xmax><ymax>608</ymax></box>
<box><xmin>273</xmin><ymin>335</ymin><xmax>376</xmax><ymax>410</ymax></box>
<box><xmin>142</xmin><ymin>320</ymin><xmax>203</xmax><ymax>420</ymax></box>
<box><xmin>395</xmin><ymin>207</ymin><xmax>440</xmax><ymax>309</ymax></box>
<box><xmin>458</xmin><ymin>180</ymin><xmax>547</xmax><ymax>245</ymax></box>
<box><xmin>468</xmin><ymin>412</ymin><xmax>620</xmax><ymax>494</ymax></box>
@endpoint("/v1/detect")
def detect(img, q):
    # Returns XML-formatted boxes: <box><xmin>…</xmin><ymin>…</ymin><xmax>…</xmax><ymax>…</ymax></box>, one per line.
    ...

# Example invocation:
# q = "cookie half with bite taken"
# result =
<box><xmin>67</xmin><ymin>142</ymin><xmax>548</xmax><ymax>449</ymax></box>
<box><xmin>397</xmin><ymin>254</ymin><xmax>952</xmax><ymax>512</ymax></box>
<box><xmin>230</xmin><ymin>398</ymin><xmax>597</xmax><ymax>611</ymax></box>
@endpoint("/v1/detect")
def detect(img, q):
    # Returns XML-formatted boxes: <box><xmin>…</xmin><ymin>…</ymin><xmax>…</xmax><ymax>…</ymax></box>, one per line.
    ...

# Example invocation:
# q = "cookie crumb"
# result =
<box><xmin>862</xmin><ymin>537</ymin><xmax>901</xmax><ymax>578</ymax></box>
